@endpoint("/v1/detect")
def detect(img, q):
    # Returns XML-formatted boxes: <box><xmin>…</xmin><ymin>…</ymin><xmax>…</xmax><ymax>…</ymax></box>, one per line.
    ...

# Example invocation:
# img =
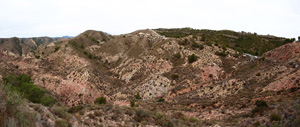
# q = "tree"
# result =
<box><xmin>298</xmin><ymin>36</ymin><xmax>300</xmax><ymax>42</ymax></box>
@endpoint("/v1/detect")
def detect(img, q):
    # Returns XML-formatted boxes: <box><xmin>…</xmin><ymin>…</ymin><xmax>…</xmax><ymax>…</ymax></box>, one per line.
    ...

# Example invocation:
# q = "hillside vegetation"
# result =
<box><xmin>154</xmin><ymin>28</ymin><xmax>295</xmax><ymax>55</ymax></box>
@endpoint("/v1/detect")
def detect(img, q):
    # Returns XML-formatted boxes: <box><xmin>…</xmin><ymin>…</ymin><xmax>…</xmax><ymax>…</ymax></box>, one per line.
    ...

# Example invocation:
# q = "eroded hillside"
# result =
<box><xmin>0</xmin><ymin>28</ymin><xmax>299</xmax><ymax>127</ymax></box>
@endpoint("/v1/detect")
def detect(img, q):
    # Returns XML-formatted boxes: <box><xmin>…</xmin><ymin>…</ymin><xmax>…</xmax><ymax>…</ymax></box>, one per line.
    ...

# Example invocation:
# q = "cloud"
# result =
<box><xmin>0</xmin><ymin>0</ymin><xmax>299</xmax><ymax>38</ymax></box>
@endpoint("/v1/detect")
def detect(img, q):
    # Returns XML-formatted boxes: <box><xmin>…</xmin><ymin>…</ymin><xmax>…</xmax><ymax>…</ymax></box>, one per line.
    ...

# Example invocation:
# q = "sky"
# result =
<box><xmin>0</xmin><ymin>0</ymin><xmax>299</xmax><ymax>38</ymax></box>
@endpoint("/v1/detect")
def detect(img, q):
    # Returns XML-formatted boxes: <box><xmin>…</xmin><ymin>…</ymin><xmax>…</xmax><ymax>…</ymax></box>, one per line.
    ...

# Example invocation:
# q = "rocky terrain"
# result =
<box><xmin>0</xmin><ymin>28</ymin><xmax>299</xmax><ymax>127</ymax></box>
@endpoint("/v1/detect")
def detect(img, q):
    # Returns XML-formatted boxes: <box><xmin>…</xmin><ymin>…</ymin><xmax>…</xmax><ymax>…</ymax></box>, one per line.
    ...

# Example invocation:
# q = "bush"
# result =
<box><xmin>205</xmin><ymin>42</ymin><xmax>212</xmax><ymax>46</ymax></box>
<box><xmin>255</xmin><ymin>100</ymin><xmax>268</xmax><ymax>107</ymax></box>
<box><xmin>68</xmin><ymin>105</ymin><xmax>84</xmax><ymax>113</ymax></box>
<box><xmin>270</xmin><ymin>114</ymin><xmax>281</xmax><ymax>121</ymax></box>
<box><xmin>40</xmin><ymin>96</ymin><xmax>56</xmax><ymax>106</ymax></box>
<box><xmin>171</xmin><ymin>74</ymin><xmax>179</xmax><ymax>80</ymax></box>
<box><xmin>215</xmin><ymin>51</ymin><xmax>227</xmax><ymax>57</ymax></box>
<box><xmin>88</xmin><ymin>54</ymin><xmax>93</xmax><ymax>59</ymax></box>
<box><xmin>95</xmin><ymin>97</ymin><xmax>106</xmax><ymax>104</ymax></box>
<box><xmin>130</xmin><ymin>99</ymin><xmax>135</xmax><ymax>107</ymax></box>
<box><xmin>52</xmin><ymin>107</ymin><xmax>69</xmax><ymax>119</ymax></box>
<box><xmin>55</xmin><ymin>120</ymin><xmax>71</xmax><ymax>127</ymax></box>
<box><xmin>157</xmin><ymin>98</ymin><xmax>165</xmax><ymax>102</ymax></box>
<box><xmin>173</xmin><ymin>52</ymin><xmax>181</xmax><ymax>59</ymax></box>
<box><xmin>3</xmin><ymin>74</ymin><xmax>55</xmax><ymax>106</ymax></box>
<box><xmin>188</xmin><ymin>54</ymin><xmax>198</xmax><ymax>63</ymax></box>
<box><xmin>256</xmin><ymin>73</ymin><xmax>261</xmax><ymax>76</ymax></box>
<box><xmin>135</xmin><ymin>93</ymin><xmax>142</xmax><ymax>99</ymax></box>
<box><xmin>155</xmin><ymin>112</ymin><xmax>165</xmax><ymax>120</ymax></box>
<box><xmin>156</xmin><ymin>117</ymin><xmax>174</xmax><ymax>127</ymax></box>
<box><xmin>54</xmin><ymin>46</ymin><xmax>60</xmax><ymax>52</ymax></box>
<box><xmin>35</xmin><ymin>55</ymin><xmax>40</xmax><ymax>59</ymax></box>
<box><xmin>135</xmin><ymin>108</ymin><xmax>149</xmax><ymax>122</ymax></box>
<box><xmin>189</xmin><ymin>117</ymin><xmax>200</xmax><ymax>123</ymax></box>
<box><xmin>252</xmin><ymin>100</ymin><xmax>268</xmax><ymax>116</ymax></box>
<box><xmin>192</xmin><ymin>43</ymin><xmax>204</xmax><ymax>50</ymax></box>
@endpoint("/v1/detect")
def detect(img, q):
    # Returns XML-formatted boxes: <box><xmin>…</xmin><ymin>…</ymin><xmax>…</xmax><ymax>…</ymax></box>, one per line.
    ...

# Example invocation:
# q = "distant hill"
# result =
<box><xmin>154</xmin><ymin>28</ymin><xmax>295</xmax><ymax>56</ymax></box>
<box><xmin>0</xmin><ymin>37</ymin><xmax>62</xmax><ymax>56</ymax></box>
<box><xmin>53</xmin><ymin>36</ymin><xmax>74</xmax><ymax>39</ymax></box>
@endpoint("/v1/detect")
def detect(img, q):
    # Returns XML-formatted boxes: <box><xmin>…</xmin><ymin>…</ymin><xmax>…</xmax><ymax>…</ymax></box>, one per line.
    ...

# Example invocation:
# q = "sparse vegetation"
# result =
<box><xmin>155</xmin><ymin>28</ymin><xmax>294</xmax><ymax>55</ymax></box>
<box><xmin>3</xmin><ymin>74</ymin><xmax>56</xmax><ymax>106</ymax></box>
<box><xmin>270</xmin><ymin>113</ymin><xmax>281</xmax><ymax>121</ymax></box>
<box><xmin>54</xmin><ymin>46</ymin><xmax>60</xmax><ymax>52</ymax></box>
<box><xmin>252</xmin><ymin>100</ymin><xmax>268</xmax><ymax>116</ymax></box>
<box><xmin>157</xmin><ymin>98</ymin><xmax>165</xmax><ymax>102</ymax></box>
<box><xmin>215</xmin><ymin>51</ymin><xmax>227</xmax><ymax>57</ymax></box>
<box><xmin>171</xmin><ymin>74</ymin><xmax>179</xmax><ymax>80</ymax></box>
<box><xmin>173</xmin><ymin>52</ymin><xmax>181</xmax><ymax>59</ymax></box>
<box><xmin>188</xmin><ymin>54</ymin><xmax>198</xmax><ymax>63</ymax></box>
<box><xmin>52</xmin><ymin>106</ymin><xmax>70</xmax><ymax>119</ymax></box>
<box><xmin>192</xmin><ymin>42</ymin><xmax>204</xmax><ymax>50</ymax></box>
<box><xmin>130</xmin><ymin>99</ymin><xmax>135</xmax><ymax>107</ymax></box>
<box><xmin>68</xmin><ymin>105</ymin><xmax>84</xmax><ymax>113</ymax></box>
<box><xmin>35</xmin><ymin>55</ymin><xmax>40</xmax><ymax>59</ymax></box>
<box><xmin>135</xmin><ymin>92</ymin><xmax>142</xmax><ymax>99</ymax></box>
<box><xmin>95</xmin><ymin>97</ymin><xmax>106</xmax><ymax>104</ymax></box>
<box><xmin>55</xmin><ymin>120</ymin><xmax>72</xmax><ymax>127</ymax></box>
<box><xmin>134</xmin><ymin>108</ymin><xmax>150</xmax><ymax>122</ymax></box>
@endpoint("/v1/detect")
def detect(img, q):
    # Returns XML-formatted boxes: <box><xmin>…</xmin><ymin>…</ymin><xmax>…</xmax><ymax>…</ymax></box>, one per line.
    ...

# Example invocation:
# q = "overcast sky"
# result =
<box><xmin>0</xmin><ymin>0</ymin><xmax>299</xmax><ymax>38</ymax></box>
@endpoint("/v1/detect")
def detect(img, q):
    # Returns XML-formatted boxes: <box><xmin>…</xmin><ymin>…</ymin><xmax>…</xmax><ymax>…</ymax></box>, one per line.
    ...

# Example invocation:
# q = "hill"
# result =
<box><xmin>0</xmin><ymin>28</ymin><xmax>299</xmax><ymax>127</ymax></box>
<box><xmin>154</xmin><ymin>28</ymin><xmax>295</xmax><ymax>55</ymax></box>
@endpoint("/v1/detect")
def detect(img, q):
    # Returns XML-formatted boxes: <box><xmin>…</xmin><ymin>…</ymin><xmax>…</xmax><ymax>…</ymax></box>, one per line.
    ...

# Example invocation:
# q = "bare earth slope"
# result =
<box><xmin>0</xmin><ymin>29</ymin><xmax>299</xmax><ymax>126</ymax></box>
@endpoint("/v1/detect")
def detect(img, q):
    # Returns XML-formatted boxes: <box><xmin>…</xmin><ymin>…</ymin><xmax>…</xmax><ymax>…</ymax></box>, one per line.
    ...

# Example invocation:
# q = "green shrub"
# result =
<box><xmin>215</xmin><ymin>51</ymin><xmax>227</xmax><ymax>57</ymax></box>
<box><xmin>206</xmin><ymin>42</ymin><xmax>212</xmax><ymax>46</ymax></box>
<box><xmin>156</xmin><ymin>118</ymin><xmax>174</xmax><ymax>127</ymax></box>
<box><xmin>155</xmin><ymin>112</ymin><xmax>165</xmax><ymax>120</ymax></box>
<box><xmin>189</xmin><ymin>117</ymin><xmax>200</xmax><ymax>123</ymax></box>
<box><xmin>256</xmin><ymin>73</ymin><xmax>261</xmax><ymax>76</ymax></box>
<box><xmin>135</xmin><ymin>93</ymin><xmax>142</xmax><ymax>99</ymax></box>
<box><xmin>95</xmin><ymin>97</ymin><xmax>106</xmax><ymax>104</ymax></box>
<box><xmin>255</xmin><ymin>100</ymin><xmax>268</xmax><ymax>107</ymax></box>
<box><xmin>157</xmin><ymin>98</ymin><xmax>165</xmax><ymax>102</ymax></box>
<box><xmin>55</xmin><ymin>120</ymin><xmax>71</xmax><ymax>127</ymax></box>
<box><xmin>171</xmin><ymin>74</ymin><xmax>179</xmax><ymax>80</ymax></box>
<box><xmin>270</xmin><ymin>114</ymin><xmax>281</xmax><ymax>121</ymax></box>
<box><xmin>135</xmin><ymin>108</ymin><xmax>149</xmax><ymax>122</ymax></box>
<box><xmin>192</xmin><ymin>43</ymin><xmax>204</xmax><ymax>50</ymax></box>
<box><xmin>52</xmin><ymin>107</ymin><xmax>69</xmax><ymax>119</ymax></box>
<box><xmin>88</xmin><ymin>54</ymin><xmax>93</xmax><ymax>59</ymax></box>
<box><xmin>35</xmin><ymin>55</ymin><xmax>40</xmax><ymax>59</ymax></box>
<box><xmin>68</xmin><ymin>105</ymin><xmax>84</xmax><ymax>113</ymax></box>
<box><xmin>40</xmin><ymin>95</ymin><xmax>56</xmax><ymax>106</ymax></box>
<box><xmin>173</xmin><ymin>52</ymin><xmax>181</xmax><ymax>59</ymax></box>
<box><xmin>252</xmin><ymin>100</ymin><xmax>268</xmax><ymax>116</ymax></box>
<box><xmin>188</xmin><ymin>54</ymin><xmax>198</xmax><ymax>63</ymax></box>
<box><xmin>83</xmin><ymin>51</ymin><xmax>88</xmax><ymax>55</ymax></box>
<box><xmin>130</xmin><ymin>99</ymin><xmax>135</xmax><ymax>107</ymax></box>
<box><xmin>17</xmin><ymin>83</ymin><xmax>45</xmax><ymax>103</ymax></box>
<box><xmin>54</xmin><ymin>46</ymin><xmax>60</xmax><ymax>52</ymax></box>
